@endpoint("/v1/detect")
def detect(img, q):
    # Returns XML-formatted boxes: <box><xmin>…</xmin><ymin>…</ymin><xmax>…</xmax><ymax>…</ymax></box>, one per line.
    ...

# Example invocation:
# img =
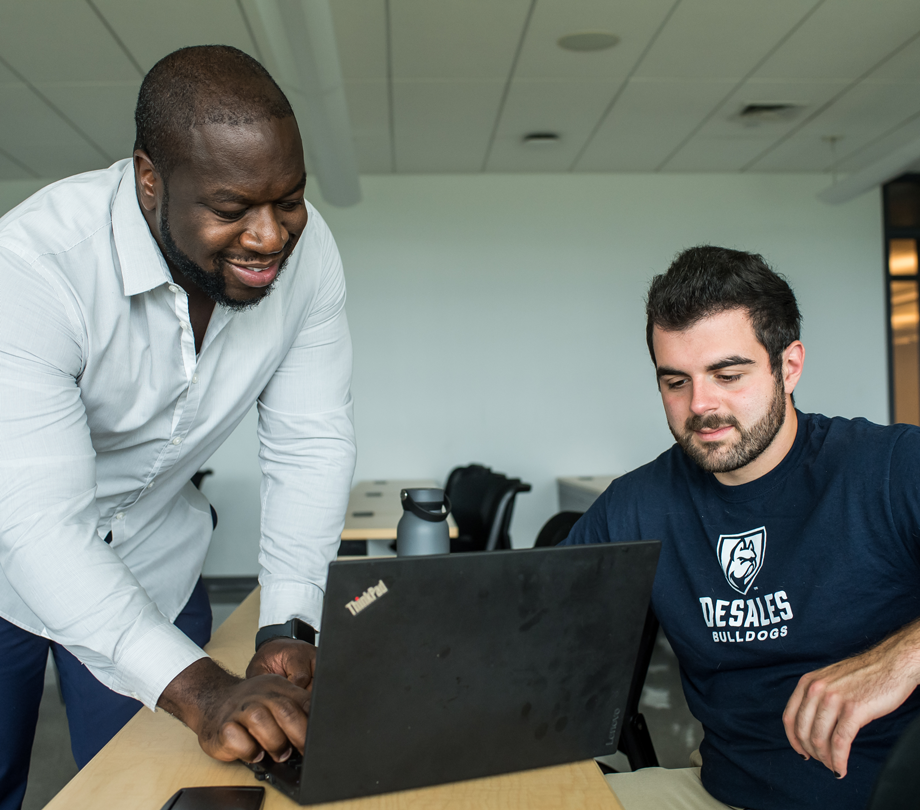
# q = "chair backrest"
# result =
<box><xmin>866</xmin><ymin>712</ymin><xmax>920</xmax><ymax>810</ymax></box>
<box><xmin>533</xmin><ymin>511</ymin><xmax>584</xmax><ymax>547</ymax></box>
<box><xmin>444</xmin><ymin>464</ymin><xmax>532</xmax><ymax>552</ymax></box>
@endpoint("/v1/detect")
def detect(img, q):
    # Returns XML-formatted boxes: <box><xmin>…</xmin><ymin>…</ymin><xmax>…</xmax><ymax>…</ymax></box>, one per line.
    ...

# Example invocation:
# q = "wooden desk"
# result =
<box><xmin>342</xmin><ymin>479</ymin><xmax>459</xmax><ymax>557</ymax></box>
<box><xmin>45</xmin><ymin>589</ymin><xmax>623</xmax><ymax>810</ymax></box>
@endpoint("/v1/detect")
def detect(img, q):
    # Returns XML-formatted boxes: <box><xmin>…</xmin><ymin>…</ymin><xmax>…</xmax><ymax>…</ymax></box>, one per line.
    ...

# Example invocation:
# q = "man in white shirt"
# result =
<box><xmin>0</xmin><ymin>45</ymin><xmax>356</xmax><ymax>808</ymax></box>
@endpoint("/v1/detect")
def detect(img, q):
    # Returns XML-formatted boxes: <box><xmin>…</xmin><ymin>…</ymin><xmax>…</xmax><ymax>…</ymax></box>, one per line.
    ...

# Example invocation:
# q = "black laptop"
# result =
<box><xmin>248</xmin><ymin>541</ymin><xmax>660</xmax><ymax>804</ymax></box>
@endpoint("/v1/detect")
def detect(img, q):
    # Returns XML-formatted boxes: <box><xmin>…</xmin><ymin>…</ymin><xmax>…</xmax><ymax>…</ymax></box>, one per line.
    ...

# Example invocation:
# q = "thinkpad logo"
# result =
<box><xmin>345</xmin><ymin>579</ymin><xmax>388</xmax><ymax>616</ymax></box>
<box><xmin>717</xmin><ymin>528</ymin><xmax>765</xmax><ymax>595</ymax></box>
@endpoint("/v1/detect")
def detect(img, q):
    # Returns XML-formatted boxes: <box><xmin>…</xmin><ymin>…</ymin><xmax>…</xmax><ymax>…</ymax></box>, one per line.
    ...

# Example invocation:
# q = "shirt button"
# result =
<box><xmin>191</xmin><ymin>375</ymin><xmax>199</xmax><ymax>384</ymax></box>
<box><xmin>168</xmin><ymin>285</ymin><xmax>178</xmax><ymax>294</ymax></box>
<box><xmin>146</xmin><ymin>482</ymin><xmax>154</xmax><ymax>489</ymax></box>
<box><xmin>115</xmin><ymin>512</ymin><xmax>125</xmax><ymax>520</ymax></box>
<box><xmin>172</xmin><ymin>437</ymin><xmax>182</xmax><ymax>445</ymax></box>
<box><xmin>180</xmin><ymin>322</ymin><xmax>189</xmax><ymax>331</ymax></box>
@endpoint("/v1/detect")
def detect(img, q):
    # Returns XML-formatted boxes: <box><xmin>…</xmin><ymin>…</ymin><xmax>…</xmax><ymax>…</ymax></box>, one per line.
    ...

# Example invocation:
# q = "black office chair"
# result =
<box><xmin>533</xmin><ymin>510</ymin><xmax>584</xmax><ymax>547</ymax></box>
<box><xmin>444</xmin><ymin>464</ymin><xmax>532</xmax><ymax>553</ymax></box>
<box><xmin>866</xmin><ymin>712</ymin><xmax>920</xmax><ymax>810</ymax></box>
<box><xmin>533</xmin><ymin>510</ymin><xmax>660</xmax><ymax>772</ymax></box>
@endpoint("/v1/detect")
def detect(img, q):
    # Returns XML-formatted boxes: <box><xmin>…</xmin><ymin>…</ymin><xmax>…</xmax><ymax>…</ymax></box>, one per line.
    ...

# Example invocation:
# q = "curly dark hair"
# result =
<box><xmin>134</xmin><ymin>45</ymin><xmax>294</xmax><ymax>180</ymax></box>
<box><xmin>645</xmin><ymin>246</ymin><xmax>801</xmax><ymax>376</ymax></box>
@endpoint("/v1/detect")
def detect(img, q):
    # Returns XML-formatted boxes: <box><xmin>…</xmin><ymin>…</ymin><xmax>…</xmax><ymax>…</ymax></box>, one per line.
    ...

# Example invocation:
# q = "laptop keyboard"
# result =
<box><xmin>246</xmin><ymin>751</ymin><xmax>303</xmax><ymax>798</ymax></box>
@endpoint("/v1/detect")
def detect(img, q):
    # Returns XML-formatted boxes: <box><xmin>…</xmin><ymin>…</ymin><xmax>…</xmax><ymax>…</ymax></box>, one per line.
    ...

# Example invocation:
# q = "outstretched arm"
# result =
<box><xmin>782</xmin><ymin>618</ymin><xmax>920</xmax><ymax>778</ymax></box>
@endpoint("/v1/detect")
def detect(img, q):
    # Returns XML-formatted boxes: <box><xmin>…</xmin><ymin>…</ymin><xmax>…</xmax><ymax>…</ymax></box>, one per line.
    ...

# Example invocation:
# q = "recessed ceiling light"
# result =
<box><xmin>523</xmin><ymin>132</ymin><xmax>561</xmax><ymax>146</ymax></box>
<box><xmin>734</xmin><ymin>103</ymin><xmax>805</xmax><ymax>125</ymax></box>
<box><xmin>557</xmin><ymin>32</ymin><xmax>620</xmax><ymax>52</ymax></box>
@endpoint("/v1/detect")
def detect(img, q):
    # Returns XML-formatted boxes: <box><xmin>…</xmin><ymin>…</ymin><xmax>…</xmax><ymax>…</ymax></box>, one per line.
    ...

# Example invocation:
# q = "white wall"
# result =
<box><xmin>0</xmin><ymin>172</ymin><xmax>886</xmax><ymax>574</ymax></box>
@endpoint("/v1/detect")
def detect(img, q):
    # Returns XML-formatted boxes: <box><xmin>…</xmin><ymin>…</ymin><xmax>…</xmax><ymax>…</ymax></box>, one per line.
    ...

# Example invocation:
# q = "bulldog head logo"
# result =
<box><xmin>717</xmin><ymin>528</ymin><xmax>766</xmax><ymax>595</ymax></box>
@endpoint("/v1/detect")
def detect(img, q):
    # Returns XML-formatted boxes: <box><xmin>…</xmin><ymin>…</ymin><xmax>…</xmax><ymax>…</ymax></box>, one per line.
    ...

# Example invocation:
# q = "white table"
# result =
<box><xmin>556</xmin><ymin>475</ymin><xmax>618</xmax><ymax>513</ymax></box>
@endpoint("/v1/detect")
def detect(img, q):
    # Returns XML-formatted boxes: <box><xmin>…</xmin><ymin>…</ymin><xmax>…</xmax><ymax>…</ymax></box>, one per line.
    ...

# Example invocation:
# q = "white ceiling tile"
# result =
<box><xmin>0</xmin><ymin>82</ymin><xmax>111</xmax><ymax>177</ymax></box>
<box><xmin>514</xmin><ymin>0</ymin><xmax>677</xmax><ymax>80</ymax></box>
<box><xmin>663</xmin><ymin>137</ymin><xmax>781</xmax><ymax>172</ymax></box>
<box><xmin>753</xmin><ymin>0</ymin><xmax>920</xmax><ymax>81</ymax></box>
<box><xmin>486</xmin><ymin>80</ymin><xmax>622</xmax><ymax>172</ymax></box>
<box><xmin>0</xmin><ymin>150</ymin><xmax>36</xmax><ymax>181</ymax></box>
<box><xmin>834</xmin><ymin>114</ymin><xmax>920</xmax><ymax>175</ymax></box>
<box><xmin>37</xmin><ymin>82</ymin><xmax>141</xmax><ymax>163</ymax></box>
<box><xmin>390</xmin><ymin>0</ymin><xmax>532</xmax><ymax>79</ymax></box>
<box><xmin>393</xmin><ymin>80</ymin><xmax>505</xmax><ymax>172</ymax></box>
<box><xmin>329</xmin><ymin>0</ymin><xmax>388</xmax><ymax>80</ymax></box>
<box><xmin>665</xmin><ymin>79</ymin><xmax>848</xmax><ymax>171</ymax></box>
<box><xmin>575</xmin><ymin>78</ymin><xmax>735</xmax><ymax>172</ymax></box>
<box><xmin>343</xmin><ymin>80</ymin><xmax>392</xmax><ymax>173</ymax></box>
<box><xmin>635</xmin><ymin>0</ymin><xmax>822</xmax><ymax>80</ymax></box>
<box><xmin>751</xmin><ymin>82</ymin><xmax>920</xmax><ymax>172</ymax></box>
<box><xmin>92</xmin><ymin>0</ymin><xmax>260</xmax><ymax>73</ymax></box>
<box><xmin>0</xmin><ymin>0</ymin><xmax>140</xmax><ymax>83</ymax></box>
<box><xmin>863</xmin><ymin>29</ymin><xmax>920</xmax><ymax>83</ymax></box>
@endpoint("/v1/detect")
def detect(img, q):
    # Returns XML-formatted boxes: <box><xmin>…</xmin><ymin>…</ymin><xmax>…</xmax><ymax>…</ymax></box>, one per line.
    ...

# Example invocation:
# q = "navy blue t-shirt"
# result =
<box><xmin>565</xmin><ymin>412</ymin><xmax>920</xmax><ymax>810</ymax></box>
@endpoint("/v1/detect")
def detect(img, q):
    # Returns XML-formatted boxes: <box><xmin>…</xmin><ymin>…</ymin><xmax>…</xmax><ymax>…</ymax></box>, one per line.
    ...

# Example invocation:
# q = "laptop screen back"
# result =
<box><xmin>291</xmin><ymin>541</ymin><xmax>659</xmax><ymax>804</ymax></box>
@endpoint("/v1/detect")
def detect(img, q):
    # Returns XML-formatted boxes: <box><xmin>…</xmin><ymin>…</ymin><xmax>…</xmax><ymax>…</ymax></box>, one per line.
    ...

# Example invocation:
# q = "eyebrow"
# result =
<box><xmin>656</xmin><ymin>355</ymin><xmax>755</xmax><ymax>378</ymax></box>
<box><xmin>207</xmin><ymin>172</ymin><xmax>307</xmax><ymax>205</ymax></box>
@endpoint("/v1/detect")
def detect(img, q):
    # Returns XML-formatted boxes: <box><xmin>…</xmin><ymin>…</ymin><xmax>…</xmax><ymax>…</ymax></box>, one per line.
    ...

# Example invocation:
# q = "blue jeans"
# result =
<box><xmin>0</xmin><ymin>578</ymin><xmax>212</xmax><ymax>810</ymax></box>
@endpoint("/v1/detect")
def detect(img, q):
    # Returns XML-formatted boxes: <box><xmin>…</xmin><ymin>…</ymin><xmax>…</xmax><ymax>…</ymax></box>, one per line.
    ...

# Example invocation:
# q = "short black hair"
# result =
<box><xmin>645</xmin><ymin>245</ymin><xmax>801</xmax><ymax>376</ymax></box>
<box><xmin>134</xmin><ymin>45</ymin><xmax>294</xmax><ymax>180</ymax></box>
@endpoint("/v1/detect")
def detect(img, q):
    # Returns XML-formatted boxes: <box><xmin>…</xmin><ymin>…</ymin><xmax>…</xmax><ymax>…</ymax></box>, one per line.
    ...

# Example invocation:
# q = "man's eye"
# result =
<box><xmin>212</xmin><ymin>208</ymin><xmax>245</xmax><ymax>221</ymax></box>
<box><xmin>666</xmin><ymin>379</ymin><xmax>687</xmax><ymax>390</ymax></box>
<box><xmin>718</xmin><ymin>374</ymin><xmax>742</xmax><ymax>383</ymax></box>
<box><xmin>277</xmin><ymin>199</ymin><xmax>303</xmax><ymax>211</ymax></box>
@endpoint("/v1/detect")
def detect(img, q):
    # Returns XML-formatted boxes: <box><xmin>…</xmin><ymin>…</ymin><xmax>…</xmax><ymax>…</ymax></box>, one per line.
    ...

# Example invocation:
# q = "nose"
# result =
<box><xmin>240</xmin><ymin>205</ymin><xmax>288</xmax><ymax>255</ymax></box>
<box><xmin>689</xmin><ymin>377</ymin><xmax>720</xmax><ymax>416</ymax></box>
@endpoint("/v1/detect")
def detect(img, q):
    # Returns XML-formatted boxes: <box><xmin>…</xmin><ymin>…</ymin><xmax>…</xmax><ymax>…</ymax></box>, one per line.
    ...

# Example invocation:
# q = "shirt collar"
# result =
<box><xmin>111</xmin><ymin>160</ymin><xmax>174</xmax><ymax>297</ymax></box>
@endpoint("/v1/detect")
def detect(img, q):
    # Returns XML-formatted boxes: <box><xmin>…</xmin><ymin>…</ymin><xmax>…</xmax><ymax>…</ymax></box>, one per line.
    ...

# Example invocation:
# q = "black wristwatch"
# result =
<box><xmin>255</xmin><ymin>618</ymin><xmax>316</xmax><ymax>651</ymax></box>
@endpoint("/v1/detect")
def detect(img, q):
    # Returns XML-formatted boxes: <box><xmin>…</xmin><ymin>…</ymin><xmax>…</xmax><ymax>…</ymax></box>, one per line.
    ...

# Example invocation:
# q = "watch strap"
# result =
<box><xmin>255</xmin><ymin>618</ymin><xmax>316</xmax><ymax>651</ymax></box>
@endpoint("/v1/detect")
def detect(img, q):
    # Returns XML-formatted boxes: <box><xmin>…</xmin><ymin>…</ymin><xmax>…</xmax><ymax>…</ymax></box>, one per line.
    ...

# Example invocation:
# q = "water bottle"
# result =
<box><xmin>396</xmin><ymin>488</ymin><xmax>451</xmax><ymax>557</ymax></box>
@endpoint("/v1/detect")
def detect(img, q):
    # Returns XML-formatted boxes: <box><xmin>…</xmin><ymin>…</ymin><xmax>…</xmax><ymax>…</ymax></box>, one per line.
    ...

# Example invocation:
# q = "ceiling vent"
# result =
<box><xmin>735</xmin><ymin>103</ymin><xmax>805</xmax><ymax>125</ymax></box>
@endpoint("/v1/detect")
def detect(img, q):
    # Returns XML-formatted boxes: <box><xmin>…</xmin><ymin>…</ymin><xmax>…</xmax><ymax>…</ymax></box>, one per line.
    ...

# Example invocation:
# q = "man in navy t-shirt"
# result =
<box><xmin>565</xmin><ymin>246</ymin><xmax>920</xmax><ymax>810</ymax></box>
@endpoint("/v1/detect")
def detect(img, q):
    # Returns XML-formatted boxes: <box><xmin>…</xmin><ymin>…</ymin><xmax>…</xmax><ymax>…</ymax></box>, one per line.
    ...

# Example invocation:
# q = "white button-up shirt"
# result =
<box><xmin>0</xmin><ymin>160</ymin><xmax>356</xmax><ymax>709</ymax></box>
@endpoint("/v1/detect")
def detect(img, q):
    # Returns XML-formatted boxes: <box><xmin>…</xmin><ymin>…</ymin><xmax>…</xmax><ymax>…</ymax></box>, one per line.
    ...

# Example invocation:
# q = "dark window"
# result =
<box><xmin>883</xmin><ymin>176</ymin><xmax>920</xmax><ymax>425</ymax></box>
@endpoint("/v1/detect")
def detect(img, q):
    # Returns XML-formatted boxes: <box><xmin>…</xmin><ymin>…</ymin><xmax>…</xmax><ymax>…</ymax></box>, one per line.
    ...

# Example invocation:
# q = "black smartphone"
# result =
<box><xmin>158</xmin><ymin>786</ymin><xmax>264</xmax><ymax>810</ymax></box>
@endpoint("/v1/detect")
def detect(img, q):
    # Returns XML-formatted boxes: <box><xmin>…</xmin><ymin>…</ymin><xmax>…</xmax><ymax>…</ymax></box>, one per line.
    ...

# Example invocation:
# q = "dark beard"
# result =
<box><xmin>159</xmin><ymin>188</ymin><xmax>287</xmax><ymax>310</ymax></box>
<box><xmin>670</xmin><ymin>376</ymin><xmax>786</xmax><ymax>474</ymax></box>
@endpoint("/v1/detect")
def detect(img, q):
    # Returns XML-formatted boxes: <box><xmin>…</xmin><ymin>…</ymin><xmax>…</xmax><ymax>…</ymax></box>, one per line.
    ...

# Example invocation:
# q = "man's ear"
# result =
<box><xmin>133</xmin><ymin>150</ymin><xmax>161</xmax><ymax>213</ymax></box>
<box><xmin>782</xmin><ymin>341</ymin><xmax>805</xmax><ymax>395</ymax></box>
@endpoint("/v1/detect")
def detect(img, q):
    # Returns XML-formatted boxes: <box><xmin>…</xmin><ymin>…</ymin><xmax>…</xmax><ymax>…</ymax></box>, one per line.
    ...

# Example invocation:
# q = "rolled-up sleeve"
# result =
<box><xmin>256</xmin><ymin>223</ymin><xmax>357</xmax><ymax>631</ymax></box>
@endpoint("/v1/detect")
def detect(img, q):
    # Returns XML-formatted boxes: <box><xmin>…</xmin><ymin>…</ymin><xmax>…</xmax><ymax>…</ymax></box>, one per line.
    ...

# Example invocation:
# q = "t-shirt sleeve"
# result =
<box><xmin>889</xmin><ymin>426</ymin><xmax>920</xmax><ymax>570</ymax></box>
